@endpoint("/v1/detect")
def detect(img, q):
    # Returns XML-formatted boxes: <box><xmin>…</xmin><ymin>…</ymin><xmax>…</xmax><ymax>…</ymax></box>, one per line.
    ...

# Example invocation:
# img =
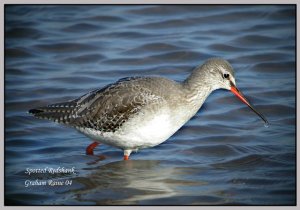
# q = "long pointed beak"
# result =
<box><xmin>230</xmin><ymin>82</ymin><xmax>268</xmax><ymax>126</ymax></box>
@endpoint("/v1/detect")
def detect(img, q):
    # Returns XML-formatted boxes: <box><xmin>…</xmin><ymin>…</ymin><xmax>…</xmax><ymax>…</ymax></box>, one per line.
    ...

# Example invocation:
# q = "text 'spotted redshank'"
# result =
<box><xmin>29</xmin><ymin>58</ymin><xmax>268</xmax><ymax>160</ymax></box>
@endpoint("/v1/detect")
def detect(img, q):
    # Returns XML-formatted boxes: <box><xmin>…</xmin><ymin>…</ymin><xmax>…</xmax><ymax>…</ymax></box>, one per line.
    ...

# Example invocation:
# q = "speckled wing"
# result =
<box><xmin>71</xmin><ymin>77</ymin><xmax>165</xmax><ymax>132</ymax></box>
<box><xmin>29</xmin><ymin>77</ymin><xmax>164</xmax><ymax>133</ymax></box>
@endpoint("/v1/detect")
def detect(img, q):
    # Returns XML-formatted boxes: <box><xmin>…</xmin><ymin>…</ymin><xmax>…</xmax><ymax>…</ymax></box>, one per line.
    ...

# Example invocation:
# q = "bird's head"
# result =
<box><xmin>193</xmin><ymin>58</ymin><xmax>268</xmax><ymax>126</ymax></box>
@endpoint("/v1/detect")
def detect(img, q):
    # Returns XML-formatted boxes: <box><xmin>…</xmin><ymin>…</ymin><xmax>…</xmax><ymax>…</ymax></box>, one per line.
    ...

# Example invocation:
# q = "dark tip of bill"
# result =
<box><xmin>28</xmin><ymin>109</ymin><xmax>44</xmax><ymax>114</ymax></box>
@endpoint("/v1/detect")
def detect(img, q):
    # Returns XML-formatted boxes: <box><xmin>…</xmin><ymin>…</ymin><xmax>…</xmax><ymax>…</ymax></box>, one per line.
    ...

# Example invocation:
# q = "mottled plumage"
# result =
<box><xmin>29</xmin><ymin>58</ymin><xmax>268</xmax><ymax>160</ymax></box>
<box><xmin>30</xmin><ymin>76</ymin><xmax>182</xmax><ymax>132</ymax></box>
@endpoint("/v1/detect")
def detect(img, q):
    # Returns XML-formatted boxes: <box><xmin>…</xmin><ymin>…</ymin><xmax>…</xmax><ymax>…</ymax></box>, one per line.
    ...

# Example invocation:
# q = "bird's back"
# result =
<box><xmin>29</xmin><ymin>76</ymin><xmax>185</xmax><ymax>133</ymax></box>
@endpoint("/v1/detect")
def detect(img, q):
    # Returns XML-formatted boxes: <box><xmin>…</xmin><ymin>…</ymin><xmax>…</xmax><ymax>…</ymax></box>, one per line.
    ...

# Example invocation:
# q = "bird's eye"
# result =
<box><xmin>223</xmin><ymin>73</ymin><xmax>229</xmax><ymax>79</ymax></box>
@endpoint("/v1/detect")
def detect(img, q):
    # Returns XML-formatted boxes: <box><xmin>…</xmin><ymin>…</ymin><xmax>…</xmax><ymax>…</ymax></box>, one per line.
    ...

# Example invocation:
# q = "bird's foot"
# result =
<box><xmin>123</xmin><ymin>150</ymin><xmax>132</xmax><ymax>161</ymax></box>
<box><xmin>86</xmin><ymin>142</ymin><xmax>100</xmax><ymax>155</ymax></box>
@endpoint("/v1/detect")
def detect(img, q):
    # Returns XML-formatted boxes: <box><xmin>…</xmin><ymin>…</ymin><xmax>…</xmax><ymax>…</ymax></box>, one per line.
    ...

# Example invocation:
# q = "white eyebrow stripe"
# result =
<box><xmin>219</xmin><ymin>66</ymin><xmax>228</xmax><ymax>73</ymax></box>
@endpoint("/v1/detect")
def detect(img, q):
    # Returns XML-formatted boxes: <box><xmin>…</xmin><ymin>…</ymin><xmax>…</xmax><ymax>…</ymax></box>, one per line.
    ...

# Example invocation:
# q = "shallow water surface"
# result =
<box><xmin>5</xmin><ymin>5</ymin><xmax>295</xmax><ymax>205</ymax></box>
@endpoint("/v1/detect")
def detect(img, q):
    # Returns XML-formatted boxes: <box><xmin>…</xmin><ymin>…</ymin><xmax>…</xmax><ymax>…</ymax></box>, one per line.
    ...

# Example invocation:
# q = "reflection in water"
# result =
<box><xmin>73</xmin><ymin>160</ymin><xmax>180</xmax><ymax>204</ymax></box>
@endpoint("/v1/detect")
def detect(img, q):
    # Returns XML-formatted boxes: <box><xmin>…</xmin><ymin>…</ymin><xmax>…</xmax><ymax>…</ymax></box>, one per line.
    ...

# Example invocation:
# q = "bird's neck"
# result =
<box><xmin>182</xmin><ymin>71</ymin><xmax>215</xmax><ymax>111</ymax></box>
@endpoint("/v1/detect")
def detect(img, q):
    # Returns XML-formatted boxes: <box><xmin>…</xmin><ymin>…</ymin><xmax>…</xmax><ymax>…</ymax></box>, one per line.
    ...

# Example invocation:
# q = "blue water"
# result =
<box><xmin>5</xmin><ymin>5</ymin><xmax>295</xmax><ymax>205</ymax></box>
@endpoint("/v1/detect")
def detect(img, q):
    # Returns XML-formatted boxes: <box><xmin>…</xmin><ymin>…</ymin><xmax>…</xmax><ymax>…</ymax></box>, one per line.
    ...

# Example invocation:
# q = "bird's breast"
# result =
<box><xmin>76</xmin><ymin>104</ymin><xmax>192</xmax><ymax>150</ymax></box>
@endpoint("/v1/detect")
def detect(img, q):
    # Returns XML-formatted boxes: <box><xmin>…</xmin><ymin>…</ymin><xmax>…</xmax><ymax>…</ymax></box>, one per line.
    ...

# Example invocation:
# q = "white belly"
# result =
<box><xmin>77</xmin><ymin>106</ymin><xmax>191</xmax><ymax>150</ymax></box>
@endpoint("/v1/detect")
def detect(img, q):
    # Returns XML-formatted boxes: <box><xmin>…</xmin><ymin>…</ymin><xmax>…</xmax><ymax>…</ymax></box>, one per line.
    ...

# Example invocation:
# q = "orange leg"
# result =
<box><xmin>86</xmin><ymin>142</ymin><xmax>100</xmax><ymax>155</ymax></box>
<box><xmin>123</xmin><ymin>150</ymin><xmax>132</xmax><ymax>160</ymax></box>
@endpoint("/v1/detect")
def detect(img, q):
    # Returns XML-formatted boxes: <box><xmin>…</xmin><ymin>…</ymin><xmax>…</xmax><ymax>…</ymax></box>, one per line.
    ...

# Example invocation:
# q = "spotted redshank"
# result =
<box><xmin>29</xmin><ymin>58</ymin><xmax>268</xmax><ymax>160</ymax></box>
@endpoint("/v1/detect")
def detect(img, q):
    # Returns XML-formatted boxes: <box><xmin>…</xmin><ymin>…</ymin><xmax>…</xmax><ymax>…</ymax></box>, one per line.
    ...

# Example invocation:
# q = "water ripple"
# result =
<box><xmin>5</xmin><ymin>5</ymin><xmax>295</xmax><ymax>205</ymax></box>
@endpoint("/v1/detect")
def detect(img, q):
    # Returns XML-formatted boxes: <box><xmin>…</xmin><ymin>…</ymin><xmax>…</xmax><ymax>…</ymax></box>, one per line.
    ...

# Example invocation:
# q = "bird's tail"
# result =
<box><xmin>28</xmin><ymin>101</ymin><xmax>78</xmax><ymax>124</ymax></box>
